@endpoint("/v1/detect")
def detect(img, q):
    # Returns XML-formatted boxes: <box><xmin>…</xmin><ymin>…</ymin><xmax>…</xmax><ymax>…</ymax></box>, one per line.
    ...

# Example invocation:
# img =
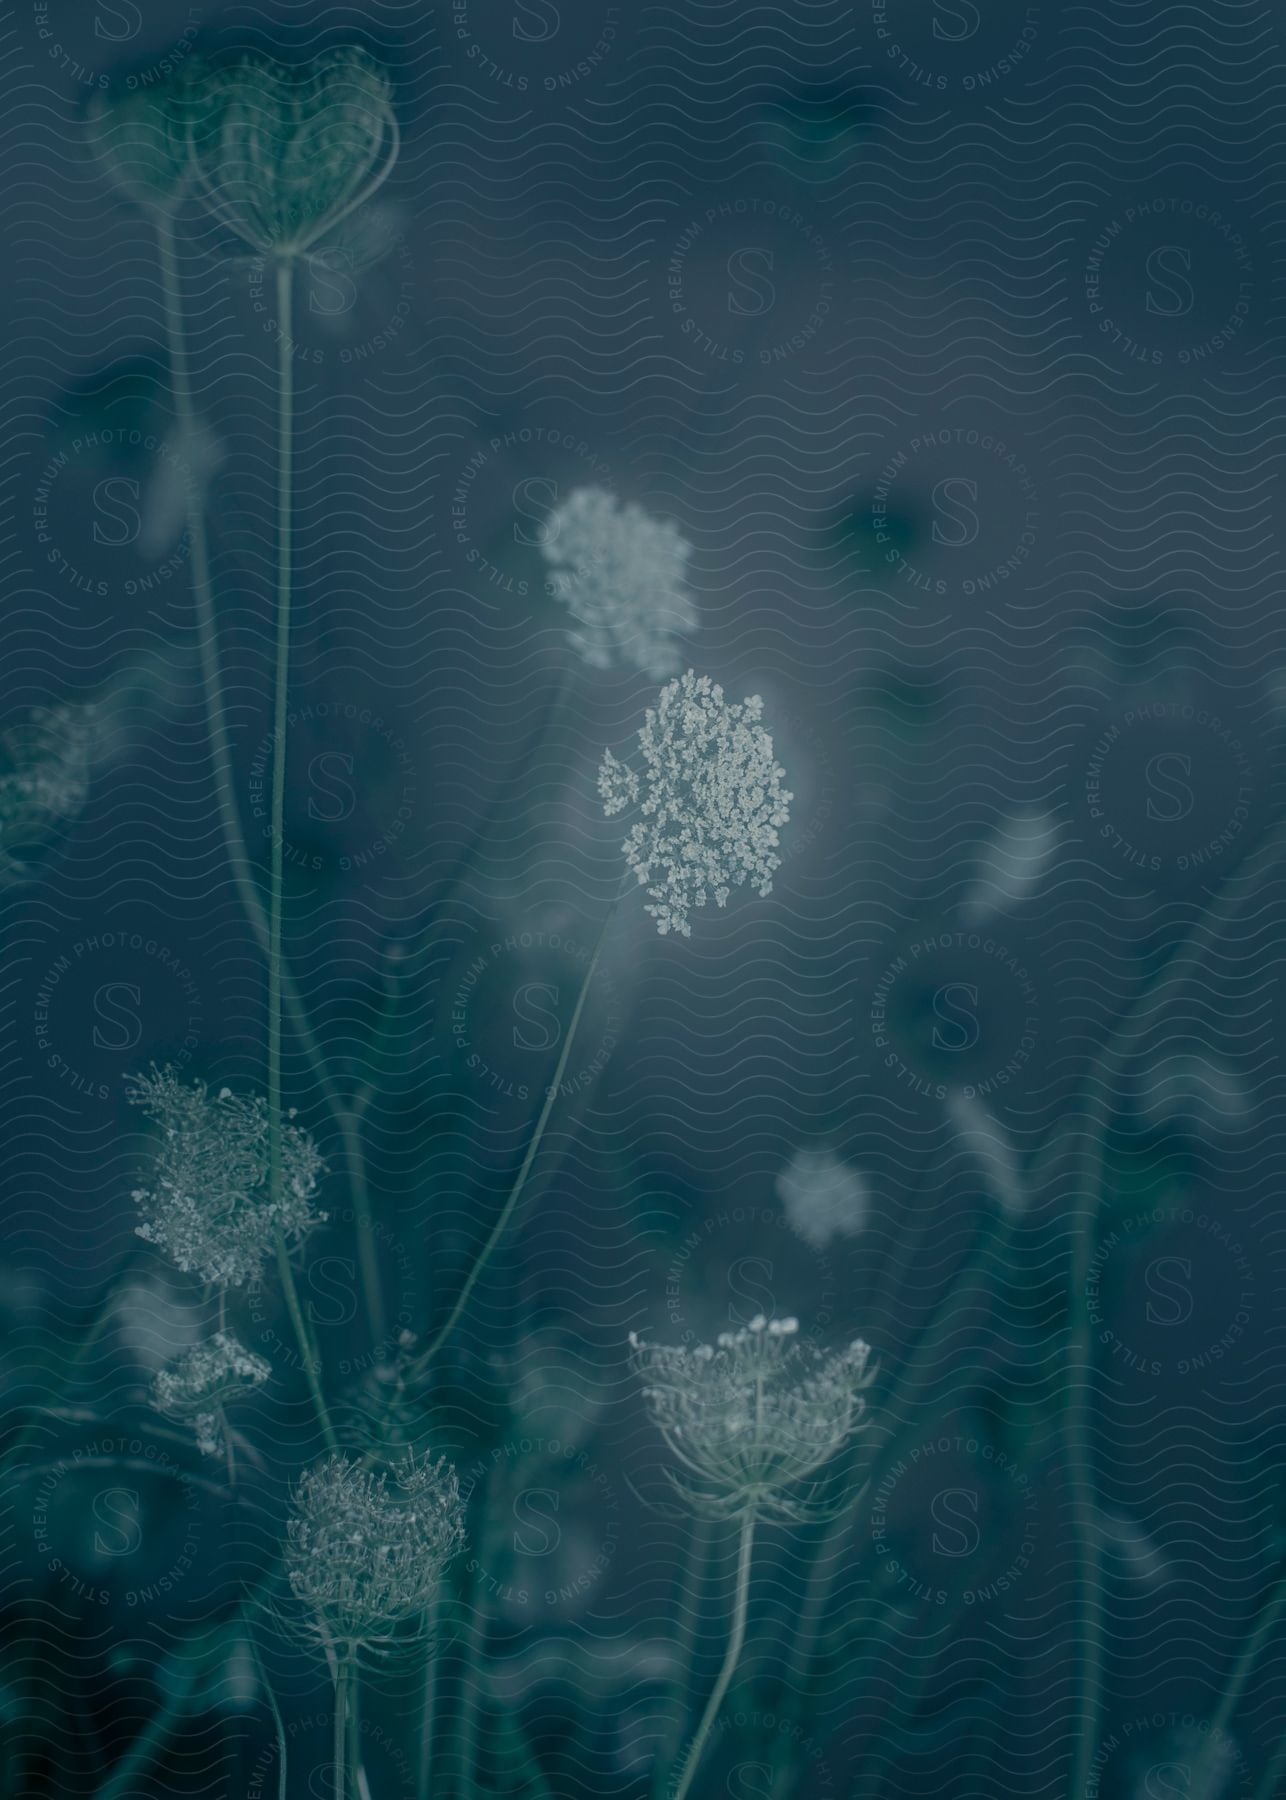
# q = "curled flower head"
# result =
<box><xmin>285</xmin><ymin>1452</ymin><xmax>465</xmax><ymax>1654</ymax></box>
<box><xmin>85</xmin><ymin>62</ymin><xmax>207</xmax><ymax>213</ymax></box>
<box><xmin>630</xmin><ymin>1316</ymin><xmax>871</xmax><ymax>1519</ymax></box>
<box><xmin>128</xmin><ymin>1067</ymin><xmax>325</xmax><ymax>1288</ymax></box>
<box><xmin>190</xmin><ymin>47</ymin><xmax>399</xmax><ymax>257</ymax></box>
<box><xmin>776</xmin><ymin>1147</ymin><xmax>868</xmax><ymax>1251</ymax></box>
<box><xmin>151</xmin><ymin>1330</ymin><xmax>270</xmax><ymax>1458</ymax></box>
<box><xmin>599</xmin><ymin>670</ymin><xmax>792</xmax><ymax>937</ymax></box>
<box><xmin>540</xmin><ymin>487</ymin><xmax>697</xmax><ymax>678</ymax></box>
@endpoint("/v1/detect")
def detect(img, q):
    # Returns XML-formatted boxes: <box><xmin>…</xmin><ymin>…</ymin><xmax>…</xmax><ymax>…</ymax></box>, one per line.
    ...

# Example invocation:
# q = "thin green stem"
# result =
<box><xmin>415</xmin><ymin>891</ymin><xmax>619</xmax><ymax>1373</ymax></box>
<box><xmin>246</xmin><ymin>1625</ymin><xmax>288</xmax><ymax>1800</ymax></box>
<box><xmin>651</xmin><ymin>1514</ymin><xmax>713</xmax><ymax>1799</ymax></box>
<box><xmin>666</xmin><ymin>1504</ymin><xmax>756</xmax><ymax>1800</ymax></box>
<box><xmin>275</xmin><ymin>1228</ymin><xmax>337</xmax><ymax>1452</ymax></box>
<box><xmin>1190</xmin><ymin>1563</ymin><xmax>1286</xmax><ymax>1797</ymax></box>
<box><xmin>267</xmin><ymin>257</ymin><xmax>294</xmax><ymax>1292</ymax></box>
<box><xmin>670</xmin><ymin>1508</ymin><xmax>757</xmax><ymax>1800</ymax></box>
<box><xmin>153</xmin><ymin>213</ymin><xmax>253</xmax><ymax>917</ymax></box>
<box><xmin>1254</xmin><ymin>1720</ymin><xmax>1286</xmax><ymax>1800</ymax></box>
<box><xmin>155</xmin><ymin>219</ymin><xmax>385</xmax><ymax>1343</ymax></box>
<box><xmin>333</xmin><ymin>1656</ymin><xmax>350</xmax><ymax>1800</ymax></box>
<box><xmin>415</xmin><ymin>1593</ymin><xmax>441</xmax><ymax>1800</ymax></box>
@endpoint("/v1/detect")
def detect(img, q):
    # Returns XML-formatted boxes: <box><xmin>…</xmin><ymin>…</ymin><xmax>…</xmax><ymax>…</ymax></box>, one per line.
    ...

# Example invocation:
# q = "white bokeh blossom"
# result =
<box><xmin>285</xmin><ymin>1452</ymin><xmax>465</xmax><ymax>1655</ymax></box>
<box><xmin>599</xmin><ymin>671</ymin><xmax>792</xmax><ymax>937</ymax></box>
<box><xmin>541</xmin><ymin>487</ymin><xmax>697</xmax><ymax>677</ymax></box>
<box><xmin>128</xmin><ymin>1067</ymin><xmax>325</xmax><ymax>1288</ymax></box>
<box><xmin>776</xmin><ymin>1147</ymin><xmax>868</xmax><ymax>1250</ymax></box>
<box><xmin>151</xmin><ymin>1330</ymin><xmax>270</xmax><ymax>1457</ymax></box>
<box><xmin>630</xmin><ymin>1316</ymin><xmax>871</xmax><ymax>1519</ymax></box>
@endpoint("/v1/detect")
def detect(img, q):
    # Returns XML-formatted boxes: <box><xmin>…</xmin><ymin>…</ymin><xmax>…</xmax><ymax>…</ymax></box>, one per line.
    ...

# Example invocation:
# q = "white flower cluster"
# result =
<box><xmin>541</xmin><ymin>488</ymin><xmax>697</xmax><ymax>678</ymax></box>
<box><xmin>285</xmin><ymin>1452</ymin><xmax>465</xmax><ymax>1653</ymax></box>
<box><xmin>630</xmin><ymin>1316</ymin><xmax>871</xmax><ymax>1519</ymax></box>
<box><xmin>776</xmin><ymin>1147</ymin><xmax>868</xmax><ymax>1250</ymax></box>
<box><xmin>151</xmin><ymin>1330</ymin><xmax>271</xmax><ymax>1457</ymax></box>
<box><xmin>128</xmin><ymin>1067</ymin><xmax>325</xmax><ymax>1289</ymax></box>
<box><xmin>599</xmin><ymin>671</ymin><xmax>792</xmax><ymax>937</ymax></box>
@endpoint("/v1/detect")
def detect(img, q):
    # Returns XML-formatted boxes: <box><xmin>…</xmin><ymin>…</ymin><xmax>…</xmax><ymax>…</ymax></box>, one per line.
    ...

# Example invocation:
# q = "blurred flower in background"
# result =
<box><xmin>775</xmin><ymin>1146</ymin><xmax>868</xmax><ymax>1250</ymax></box>
<box><xmin>151</xmin><ymin>1330</ymin><xmax>270</xmax><ymax>1457</ymax></box>
<box><xmin>0</xmin><ymin>705</ymin><xmax>96</xmax><ymax>884</ymax></box>
<box><xmin>542</xmin><ymin>487</ymin><xmax>697</xmax><ymax>678</ymax></box>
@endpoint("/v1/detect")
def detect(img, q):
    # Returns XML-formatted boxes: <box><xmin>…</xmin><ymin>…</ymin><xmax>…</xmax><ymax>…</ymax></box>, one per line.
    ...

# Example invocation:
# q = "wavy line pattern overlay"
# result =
<box><xmin>2</xmin><ymin>3</ymin><xmax>1285</xmax><ymax>1798</ymax></box>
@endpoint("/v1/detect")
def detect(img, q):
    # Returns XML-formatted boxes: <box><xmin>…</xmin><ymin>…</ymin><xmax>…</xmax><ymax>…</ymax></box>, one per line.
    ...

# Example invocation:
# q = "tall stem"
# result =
<box><xmin>275</xmin><ymin>1228</ymin><xmax>337</xmax><ymax>1453</ymax></box>
<box><xmin>1254</xmin><ymin>1720</ymin><xmax>1286</xmax><ymax>1800</ymax></box>
<box><xmin>154</xmin><ymin>218</ymin><xmax>385</xmax><ymax>1345</ymax></box>
<box><xmin>1189</xmin><ymin>1563</ymin><xmax>1286</xmax><ymax>1797</ymax></box>
<box><xmin>263</xmin><ymin>262</ymin><xmax>334</xmax><ymax>1452</ymax></box>
<box><xmin>333</xmin><ymin>1656</ymin><xmax>350</xmax><ymax>1800</ymax></box>
<box><xmin>267</xmin><ymin>258</ymin><xmax>294</xmax><ymax>1255</ymax></box>
<box><xmin>651</xmin><ymin>1514</ymin><xmax>713</xmax><ymax>1799</ymax></box>
<box><xmin>415</xmin><ymin>891</ymin><xmax>619</xmax><ymax>1373</ymax></box>
<box><xmin>670</xmin><ymin>1508</ymin><xmax>756</xmax><ymax>1800</ymax></box>
<box><xmin>414</xmin><ymin>1593</ymin><xmax>440</xmax><ymax>1800</ymax></box>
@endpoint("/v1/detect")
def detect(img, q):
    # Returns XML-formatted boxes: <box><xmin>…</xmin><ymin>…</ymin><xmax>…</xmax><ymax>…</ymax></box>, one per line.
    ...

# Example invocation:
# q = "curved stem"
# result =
<box><xmin>414</xmin><ymin>890</ymin><xmax>619</xmax><ymax>1373</ymax></box>
<box><xmin>651</xmin><ymin>1514</ymin><xmax>713</xmax><ymax>1800</ymax></box>
<box><xmin>670</xmin><ymin>1508</ymin><xmax>757</xmax><ymax>1800</ymax></box>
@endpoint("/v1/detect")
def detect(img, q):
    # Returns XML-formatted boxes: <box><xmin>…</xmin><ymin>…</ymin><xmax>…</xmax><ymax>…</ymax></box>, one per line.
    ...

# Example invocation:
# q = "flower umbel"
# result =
<box><xmin>85</xmin><ymin>62</ymin><xmax>207</xmax><ymax>213</ymax></box>
<box><xmin>541</xmin><ymin>487</ymin><xmax>697</xmax><ymax>677</ymax></box>
<box><xmin>285</xmin><ymin>1452</ymin><xmax>465</xmax><ymax>1655</ymax></box>
<box><xmin>128</xmin><ymin>1067</ymin><xmax>325</xmax><ymax>1288</ymax></box>
<box><xmin>189</xmin><ymin>48</ymin><xmax>399</xmax><ymax>257</ymax></box>
<box><xmin>776</xmin><ymin>1147</ymin><xmax>869</xmax><ymax>1250</ymax></box>
<box><xmin>151</xmin><ymin>1330</ymin><xmax>270</xmax><ymax>1457</ymax></box>
<box><xmin>599</xmin><ymin>670</ymin><xmax>792</xmax><ymax>936</ymax></box>
<box><xmin>630</xmin><ymin>1316</ymin><xmax>871</xmax><ymax>1519</ymax></box>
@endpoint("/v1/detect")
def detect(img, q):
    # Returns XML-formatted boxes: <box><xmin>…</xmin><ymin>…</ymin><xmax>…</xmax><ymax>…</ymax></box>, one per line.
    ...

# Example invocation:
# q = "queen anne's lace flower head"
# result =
<box><xmin>285</xmin><ymin>1452</ymin><xmax>465</xmax><ymax>1655</ymax></box>
<box><xmin>540</xmin><ymin>488</ymin><xmax>697</xmax><ymax>678</ymax></box>
<box><xmin>599</xmin><ymin>671</ymin><xmax>792</xmax><ymax>937</ymax></box>
<box><xmin>128</xmin><ymin>1067</ymin><xmax>325</xmax><ymax>1288</ymax></box>
<box><xmin>776</xmin><ymin>1147</ymin><xmax>868</xmax><ymax>1251</ymax></box>
<box><xmin>630</xmin><ymin>1316</ymin><xmax>871</xmax><ymax>1519</ymax></box>
<box><xmin>189</xmin><ymin>48</ymin><xmax>399</xmax><ymax>257</ymax></box>
<box><xmin>151</xmin><ymin>1330</ymin><xmax>270</xmax><ymax>1457</ymax></box>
